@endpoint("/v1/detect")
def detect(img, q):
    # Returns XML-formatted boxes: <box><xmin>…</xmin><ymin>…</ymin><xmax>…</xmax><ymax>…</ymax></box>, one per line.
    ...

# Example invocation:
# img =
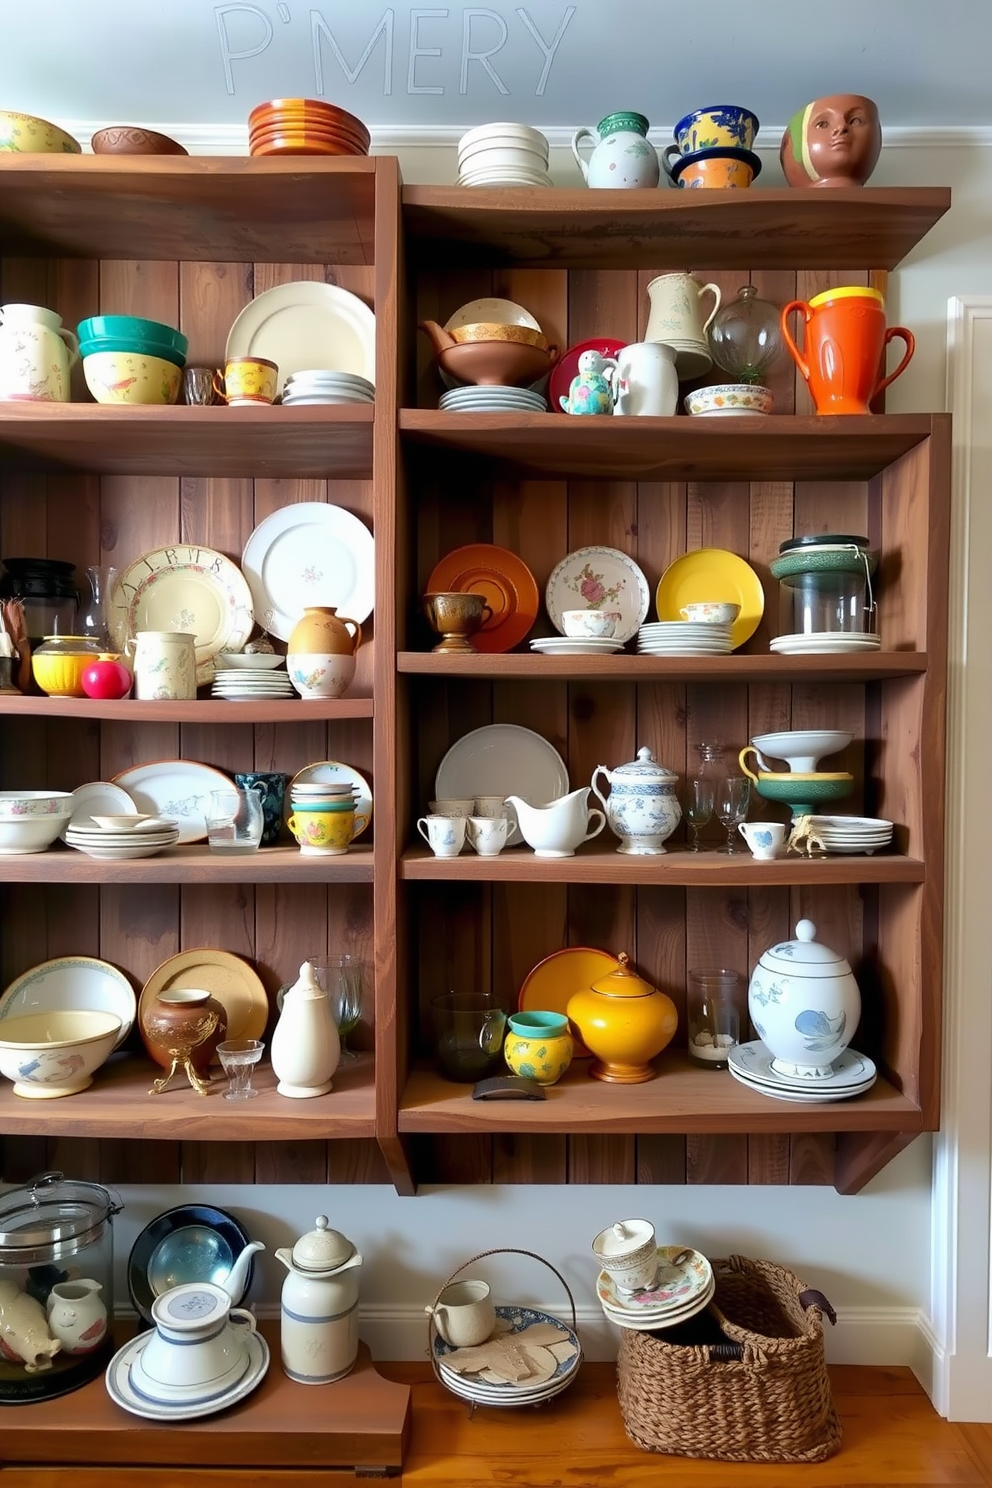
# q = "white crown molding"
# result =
<box><xmin>60</xmin><ymin>119</ymin><xmax>992</xmax><ymax>155</ymax></box>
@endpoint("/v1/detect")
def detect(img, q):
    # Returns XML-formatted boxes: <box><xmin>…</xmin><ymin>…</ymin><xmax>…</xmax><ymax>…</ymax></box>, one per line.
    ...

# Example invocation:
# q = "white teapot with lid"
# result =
<box><xmin>591</xmin><ymin>746</ymin><xmax>681</xmax><ymax>854</ymax></box>
<box><xmin>275</xmin><ymin>1216</ymin><xmax>363</xmax><ymax>1383</ymax></box>
<box><xmin>748</xmin><ymin>919</ymin><xmax>861</xmax><ymax>1078</ymax></box>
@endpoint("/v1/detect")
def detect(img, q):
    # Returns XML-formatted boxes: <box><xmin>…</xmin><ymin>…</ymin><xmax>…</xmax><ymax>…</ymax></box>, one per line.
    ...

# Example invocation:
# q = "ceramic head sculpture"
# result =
<box><xmin>780</xmin><ymin>94</ymin><xmax>881</xmax><ymax>187</ymax></box>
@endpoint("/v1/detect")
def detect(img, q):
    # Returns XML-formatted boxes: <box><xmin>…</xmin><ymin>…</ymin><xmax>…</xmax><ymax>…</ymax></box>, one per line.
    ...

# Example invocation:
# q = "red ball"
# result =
<box><xmin>81</xmin><ymin>658</ymin><xmax>132</xmax><ymax>700</ymax></box>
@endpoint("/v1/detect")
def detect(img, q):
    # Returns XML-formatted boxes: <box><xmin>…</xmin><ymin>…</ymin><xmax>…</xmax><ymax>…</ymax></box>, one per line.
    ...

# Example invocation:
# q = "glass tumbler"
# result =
<box><xmin>205</xmin><ymin>787</ymin><xmax>264</xmax><ymax>854</ymax></box>
<box><xmin>686</xmin><ymin>968</ymin><xmax>743</xmax><ymax>1069</ymax></box>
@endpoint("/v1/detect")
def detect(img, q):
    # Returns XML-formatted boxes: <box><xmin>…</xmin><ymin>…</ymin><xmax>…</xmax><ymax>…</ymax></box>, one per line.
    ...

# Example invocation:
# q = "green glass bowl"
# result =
<box><xmin>754</xmin><ymin>774</ymin><xmax>853</xmax><ymax>815</ymax></box>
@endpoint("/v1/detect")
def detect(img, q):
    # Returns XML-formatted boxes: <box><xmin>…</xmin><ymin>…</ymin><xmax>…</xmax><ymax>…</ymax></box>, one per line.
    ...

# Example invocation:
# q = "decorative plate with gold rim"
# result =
<box><xmin>139</xmin><ymin>948</ymin><xmax>269</xmax><ymax>1053</ymax></box>
<box><xmin>546</xmin><ymin>546</ymin><xmax>650</xmax><ymax>644</ymax></box>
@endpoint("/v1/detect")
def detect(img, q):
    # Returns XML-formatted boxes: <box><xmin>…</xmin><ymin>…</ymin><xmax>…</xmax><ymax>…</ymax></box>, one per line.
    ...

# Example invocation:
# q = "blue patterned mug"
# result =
<box><xmin>234</xmin><ymin>772</ymin><xmax>287</xmax><ymax>846</ymax></box>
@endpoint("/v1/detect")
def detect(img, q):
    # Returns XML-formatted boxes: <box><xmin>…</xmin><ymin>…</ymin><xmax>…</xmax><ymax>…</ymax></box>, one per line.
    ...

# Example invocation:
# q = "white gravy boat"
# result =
<box><xmin>504</xmin><ymin>786</ymin><xmax>605</xmax><ymax>858</ymax></box>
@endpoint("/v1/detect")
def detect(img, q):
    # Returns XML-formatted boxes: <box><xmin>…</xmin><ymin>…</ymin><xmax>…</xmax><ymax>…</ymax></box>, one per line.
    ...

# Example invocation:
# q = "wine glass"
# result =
<box><xmin>684</xmin><ymin>779</ymin><xmax>715</xmax><ymax>852</ymax></box>
<box><xmin>216</xmin><ymin>1039</ymin><xmax>264</xmax><ymax>1100</ymax></box>
<box><xmin>311</xmin><ymin>955</ymin><xmax>366</xmax><ymax>1062</ymax></box>
<box><xmin>717</xmin><ymin>777</ymin><xmax>751</xmax><ymax>854</ymax></box>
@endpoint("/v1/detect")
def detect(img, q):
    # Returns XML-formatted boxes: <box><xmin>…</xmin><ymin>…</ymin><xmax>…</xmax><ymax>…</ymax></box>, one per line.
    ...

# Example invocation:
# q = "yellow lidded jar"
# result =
<box><xmin>567</xmin><ymin>952</ymin><xmax>677</xmax><ymax>1085</ymax></box>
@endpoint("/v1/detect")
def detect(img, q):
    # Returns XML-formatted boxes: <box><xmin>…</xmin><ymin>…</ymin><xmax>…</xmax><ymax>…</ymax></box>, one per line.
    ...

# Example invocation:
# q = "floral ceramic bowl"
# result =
<box><xmin>83</xmin><ymin>351</ymin><xmax>183</xmax><ymax>406</ymax></box>
<box><xmin>0</xmin><ymin>1009</ymin><xmax>122</xmax><ymax>1097</ymax></box>
<box><xmin>0</xmin><ymin>110</ymin><xmax>80</xmax><ymax>154</ymax></box>
<box><xmin>0</xmin><ymin>791</ymin><xmax>73</xmax><ymax>818</ymax></box>
<box><xmin>684</xmin><ymin>383</ymin><xmax>773</xmax><ymax>417</ymax></box>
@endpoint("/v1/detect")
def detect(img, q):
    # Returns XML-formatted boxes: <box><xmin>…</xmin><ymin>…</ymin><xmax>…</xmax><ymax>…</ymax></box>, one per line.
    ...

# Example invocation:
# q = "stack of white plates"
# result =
<box><xmin>215</xmin><ymin>651</ymin><xmax>285</xmax><ymax>671</ymax></box>
<box><xmin>636</xmin><ymin>621</ymin><xmax>733</xmax><ymax>656</ymax></box>
<box><xmin>529</xmin><ymin>635</ymin><xmax>623</xmax><ymax>656</ymax></box>
<box><xmin>289</xmin><ymin>783</ymin><xmax>358</xmax><ymax>808</ymax></box>
<box><xmin>728</xmin><ymin>1040</ymin><xmax>877</xmax><ymax>1103</ymax></box>
<box><xmin>770</xmin><ymin>631</ymin><xmax>881</xmax><ymax>655</ymax></box>
<box><xmin>211</xmin><ymin>669</ymin><xmax>295</xmax><ymax>701</ymax></box>
<box><xmin>438</xmin><ymin>386</ymin><xmax>547</xmax><ymax>413</ymax></box>
<box><xmin>456</xmin><ymin>123</ymin><xmax>553</xmax><ymax>188</ymax></box>
<box><xmin>281</xmin><ymin>370</ymin><xmax>375</xmax><ymax>406</ymax></box>
<box><xmin>596</xmin><ymin>1247</ymin><xmax>715</xmax><ymax>1333</ymax></box>
<box><xmin>434</xmin><ymin>1305</ymin><xmax>580</xmax><ymax>1410</ymax></box>
<box><xmin>804</xmin><ymin>815</ymin><xmax>894</xmax><ymax>854</ymax></box>
<box><xmin>65</xmin><ymin>819</ymin><xmax>180</xmax><ymax>860</ymax></box>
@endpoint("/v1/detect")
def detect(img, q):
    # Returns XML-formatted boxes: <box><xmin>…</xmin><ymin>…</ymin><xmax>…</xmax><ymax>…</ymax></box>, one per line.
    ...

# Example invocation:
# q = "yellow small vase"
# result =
<box><xmin>503</xmin><ymin>1011</ymin><xmax>573</xmax><ymax>1086</ymax></box>
<box><xmin>566</xmin><ymin>952</ymin><xmax>677</xmax><ymax>1084</ymax></box>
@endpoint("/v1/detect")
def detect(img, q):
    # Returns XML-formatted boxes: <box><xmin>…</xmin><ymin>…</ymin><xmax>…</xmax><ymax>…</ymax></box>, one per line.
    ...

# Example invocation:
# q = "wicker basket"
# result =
<box><xmin>616</xmin><ymin>1254</ymin><xmax>841</xmax><ymax>1463</ymax></box>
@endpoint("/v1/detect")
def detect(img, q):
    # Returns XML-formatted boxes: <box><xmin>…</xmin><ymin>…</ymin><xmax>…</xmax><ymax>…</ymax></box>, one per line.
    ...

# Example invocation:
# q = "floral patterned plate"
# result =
<box><xmin>241</xmin><ymin>502</ymin><xmax>375</xmax><ymax>643</ymax></box>
<box><xmin>111</xmin><ymin>760</ymin><xmax>233</xmax><ymax>844</ymax></box>
<box><xmin>545</xmin><ymin>545</ymin><xmax>650</xmax><ymax>644</ymax></box>
<box><xmin>596</xmin><ymin>1246</ymin><xmax>714</xmax><ymax>1315</ymax></box>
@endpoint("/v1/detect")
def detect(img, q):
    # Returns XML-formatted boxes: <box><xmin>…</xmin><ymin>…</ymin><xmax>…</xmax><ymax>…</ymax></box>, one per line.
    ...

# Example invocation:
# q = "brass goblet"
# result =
<box><xmin>422</xmin><ymin>591</ymin><xmax>493</xmax><ymax>653</ymax></box>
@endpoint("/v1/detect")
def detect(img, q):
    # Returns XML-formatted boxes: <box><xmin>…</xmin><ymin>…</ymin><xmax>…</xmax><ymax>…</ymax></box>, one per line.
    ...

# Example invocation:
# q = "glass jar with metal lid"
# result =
<box><xmin>0</xmin><ymin>1171</ymin><xmax>122</xmax><ymax>1402</ymax></box>
<box><xmin>769</xmin><ymin>534</ymin><xmax>877</xmax><ymax>636</ymax></box>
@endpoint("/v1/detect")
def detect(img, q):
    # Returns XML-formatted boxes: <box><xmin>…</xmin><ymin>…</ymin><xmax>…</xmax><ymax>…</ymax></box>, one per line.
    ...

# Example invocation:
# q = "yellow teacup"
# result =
<box><xmin>287</xmin><ymin>809</ymin><xmax>369</xmax><ymax>856</ymax></box>
<box><xmin>214</xmin><ymin>356</ymin><xmax>278</xmax><ymax>406</ymax></box>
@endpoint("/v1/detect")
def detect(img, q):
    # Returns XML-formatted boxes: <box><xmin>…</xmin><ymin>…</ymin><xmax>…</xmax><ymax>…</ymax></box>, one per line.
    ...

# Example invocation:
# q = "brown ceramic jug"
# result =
<box><xmin>287</xmin><ymin>606</ymin><xmax>362</xmax><ymax>657</ymax></box>
<box><xmin>141</xmin><ymin>988</ymin><xmax>227</xmax><ymax>1095</ymax></box>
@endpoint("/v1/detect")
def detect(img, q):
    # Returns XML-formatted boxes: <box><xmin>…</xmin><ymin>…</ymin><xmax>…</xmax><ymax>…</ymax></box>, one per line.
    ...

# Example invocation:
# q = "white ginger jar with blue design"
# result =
<box><xmin>748</xmin><ymin>919</ymin><xmax>861</xmax><ymax>1078</ymax></box>
<box><xmin>591</xmin><ymin>745</ymin><xmax>681</xmax><ymax>854</ymax></box>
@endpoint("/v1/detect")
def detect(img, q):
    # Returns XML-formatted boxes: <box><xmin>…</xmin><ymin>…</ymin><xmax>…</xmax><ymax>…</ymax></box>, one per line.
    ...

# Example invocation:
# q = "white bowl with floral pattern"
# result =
<box><xmin>287</xmin><ymin>652</ymin><xmax>355</xmax><ymax>700</ymax></box>
<box><xmin>684</xmin><ymin>383</ymin><xmax>773</xmax><ymax>416</ymax></box>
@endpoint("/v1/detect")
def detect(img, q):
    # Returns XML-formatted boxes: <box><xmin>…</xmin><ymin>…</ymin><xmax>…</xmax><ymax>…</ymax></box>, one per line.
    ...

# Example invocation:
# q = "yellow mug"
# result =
<box><xmin>287</xmin><ymin>809</ymin><xmax>370</xmax><ymax>855</ymax></box>
<box><xmin>213</xmin><ymin>356</ymin><xmax>278</xmax><ymax>406</ymax></box>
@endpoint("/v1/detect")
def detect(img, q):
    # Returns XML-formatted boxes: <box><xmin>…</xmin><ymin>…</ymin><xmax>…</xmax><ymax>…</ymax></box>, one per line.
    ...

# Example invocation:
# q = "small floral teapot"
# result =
<box><xmin>559</xmin><ymin>349</ymin><xmax>616</xmax><ymax>415</ymax></box>
<box><xmin>591</xmin><ymin>746</ymin><xmax>681</xmax><ymax>854</ymax></box>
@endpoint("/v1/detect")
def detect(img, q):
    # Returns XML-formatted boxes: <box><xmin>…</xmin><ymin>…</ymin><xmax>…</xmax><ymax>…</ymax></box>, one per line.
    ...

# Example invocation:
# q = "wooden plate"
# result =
<box><xmin>426</xmin><ymin>543</ymin><xmax>539</xmax><ymax>653</ymax></box>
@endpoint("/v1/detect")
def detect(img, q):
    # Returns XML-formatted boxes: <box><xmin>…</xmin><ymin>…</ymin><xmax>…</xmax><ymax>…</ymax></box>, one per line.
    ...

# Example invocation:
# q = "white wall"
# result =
<box><xmin>97</xmin><ymin>137</ymin><xmax>992</xmax><ymax>1374</ymax></box>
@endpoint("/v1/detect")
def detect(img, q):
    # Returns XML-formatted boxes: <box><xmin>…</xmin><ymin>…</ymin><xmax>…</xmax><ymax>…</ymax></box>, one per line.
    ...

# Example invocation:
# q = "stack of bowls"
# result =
<box><xmin>282</xmin><ymin>371</ymin><xmax>375</xmax><ymax>406</ymax></box>
<box><xmin>290</xmin><ymin>781</ymin><xmax>358</xmax><ymax>815</ymax></box>
<box><xmin>661</xmin><ymin>105</ymin><xmax>761</xmax><ymax>190</ymax></box>
<box><xmin>248</xmin><ymin>99</ymin><xmax>370</xmax><ymax>157</ymax></box>
<box><xmin>456</xmin><ymin>123</ymin><xmax>552</xmax><ymax>187</ymax></box>
<box><xmin>77</xmin><ymin>315</ymin><xmax>188</xmax><ymax>406</ymax></box>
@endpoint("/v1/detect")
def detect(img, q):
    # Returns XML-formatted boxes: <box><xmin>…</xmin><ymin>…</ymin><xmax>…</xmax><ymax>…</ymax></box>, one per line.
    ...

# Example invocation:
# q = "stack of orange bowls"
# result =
<box><xmin>248</xmin><ymin>98</ymin><xmax>371</xmax><ymax>157</ymax></box>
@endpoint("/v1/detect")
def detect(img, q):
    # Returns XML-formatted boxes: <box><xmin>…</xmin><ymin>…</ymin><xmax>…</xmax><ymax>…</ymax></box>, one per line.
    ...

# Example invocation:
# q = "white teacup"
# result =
<box><xmin>561</xmin><ymin>609</ymin><xmax>621</xmax><ymax>639</ymax></box>
<box><xmin>467</xmin><ymin>815</ymin><xmax>509</xmax><ymax>856</ymax></box>
<box><xmin>473</xmin><ymin>795</ymin><xmax>508</xmax><ymax>818</ymax></box>
<box><xmin>679</xmin><ymin>601</ymin><xmax>741</xmax><ymax>624</ymax></box>
<box><xmin>613</xmin><ymin>341</ymin><xmax>679</xmax><ymax>417</ymax></box>
<box><xmin>592</xmin><ymin>1218</ymin><xmax>659</xmax><ymax>1294</ymax></box>
<box><xmin>738</xmin><ymin>821</ymin><xmax>787</xmax><ymax>860</ymax></box>
<box><xmin>417</xmin><ymin>814</ymin><xmax>466</xmax><ymax>857</ymax></box>
<box><xmin>427</xmin><ymin>1278</ymin><xmax>496</xmax><ymax>1348</ymax></box>
<box><xmin>429</xmin><ymin>799</ymin><xmax>475</xmax><ymax>818</ymax></box>
<box><xmin>135</xmin><ymin>1282</ymin><xmax>256</xmax><ymax>1401</ymax></box>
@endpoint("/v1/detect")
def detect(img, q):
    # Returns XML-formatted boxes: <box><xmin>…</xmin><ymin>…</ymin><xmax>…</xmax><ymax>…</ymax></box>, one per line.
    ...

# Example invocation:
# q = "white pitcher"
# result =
<box><xmin>644</xmin><ymin>274</ymin><xmax>721</xmax><ymax>379</ymax></box>
<box><xmin>0</xmin><ymin>304</ymin><xmax>79</xmax><ymax>402</ymax></box>
<box><xmin>131</xmin><ymin>631</ymin><xmax>197</xmax><ymax>701</ymax></box>
<box><xmin>504</xmin><ymin>787</ymin><xmax>606</xmax><ymax>858</ymax></box>
<box><xmin>613</xmin><ymin>341</ymin><xmax>679</xmax><ymax>417</ymax></box>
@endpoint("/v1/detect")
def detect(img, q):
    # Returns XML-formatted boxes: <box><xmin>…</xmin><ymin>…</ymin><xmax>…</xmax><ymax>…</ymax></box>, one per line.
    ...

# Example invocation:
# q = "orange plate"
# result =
<box><xmin>519</xmin><ymin>946</ymin><xmax>622</xmax><ymax>1059</ymax></box>
<box><xmin>426</xmin><ymin>543</ymin><xmax>539</xmax><ymax>653</ymax></box>
<box><xmin>250</xmin><ymin>140</ymin><xmax>365</xmax><ymax>158</ymax></box>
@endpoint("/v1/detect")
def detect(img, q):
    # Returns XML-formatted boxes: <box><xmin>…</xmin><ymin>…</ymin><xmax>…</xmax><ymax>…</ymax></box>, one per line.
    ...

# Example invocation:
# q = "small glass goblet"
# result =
<box><xmin>717</xmin><ymin>777</ymin><xmax>752</xmax><ymax>854</ymax></box>
<box><xmin>684</xmin><ymin>778</ymin><xmax>715</xmax><ymax>852</ymax></box>
<box><xmin>310</xmin><ymin>954</ymin><xmax>366</xmax><ymax>1062</ymax></box>
<box><xmin>216</xmin><ymin>1038</ymin><xmax>264</xmax><ymax>1100</ymax></box>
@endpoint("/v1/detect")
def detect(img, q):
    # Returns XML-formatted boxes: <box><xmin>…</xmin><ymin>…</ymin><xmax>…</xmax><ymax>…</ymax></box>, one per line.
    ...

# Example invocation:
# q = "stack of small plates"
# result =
<box><xmin>770</xmin><ymin>631</ymin><xmax>881</xmax><ymax>655</ymax></box>
<box><xmin>433</xmin><ymin>1305</ymin><xmax>580</xmax><ymax>1410</ymax></box>
<box><xmin>530</xmin><ymin>635</ymin><xmax>623</xmax><ymax>656</ymax></box>
<box><xmin>597</xmin><ymin>1247</ymin><xmax>715</xmax><ymax>1333</ymax></box>
<box><xmin>456</xmin><ymin>123</ymin><xmax>553</xmax><ymax>188</ymax></box>
<box><xmin>636</xmin><ymin>621</ymin><xmax>733</xmax><ymax>656</ymax></box>
<box><xmin>247</xmin><ymin>98</ymin><xmax>370</xmax><ymax>157</ymax></box>
<box><xmin>282</xmin><ymin>370</ymin><xmax>375</xmax><ymax>406</ymax></box>
<box><xmin>728</xmin><ymin>1040</ymin><xmax>878</xmax><ymax>1103</ymax></box>
<box><xmin>290</xmin><ymin>782</ymin><xmax>358</xmax><ymax>811</ymax></box>
<box><xmin>438</xmin><ymin>386</ymin><xmax>547</xmax><ymax>413</ymax></box>
<box><xmin>211</xmin><ymin>668</ymin><xmax>294</xmax><ymax>701</ymax></box>
<box><xmin>64</xmin><ymin>817</ymin><xmax>180</xmax><ymax>860</ymax></box>
<box><xmin>805</xmin><ymin>815</ymin><xmax>894</xmax><ymax>854</ymax></box>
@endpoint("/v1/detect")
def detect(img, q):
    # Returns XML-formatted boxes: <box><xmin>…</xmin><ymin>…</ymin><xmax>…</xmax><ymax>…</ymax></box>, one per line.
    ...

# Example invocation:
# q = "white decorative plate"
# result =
<box><xmin>596</xmin><ymin>1246</ymin><xmax>714</xmax><ymax>1314</ymax></box>
<box><xmin>728</xmin><ymin>1066</ymin><xmax>876</xmax><ymax>1103</ymax></box>
<box><xmin>545</xmin><ymin>546</ymin><xmax>650</xmax><ymax>644</ymax></box>
<box><xmin>63</xmin><ymin>781</ymin><xmax>139</xmax><ymax>836</ymax></box>
<box><xmin>770</xmin><ymin>632</ymin><xmax>881</xmax><ymax>654</ymax></box>
<box><xmin>105</xmin><ymin>1328</ymin><xmax>269</xmax><ymax>1421</ymax></box>
<box><xmin>241</xmin><ymin>502</ymin><xmax>375</xmax><ymax>643</ymax></box>
<box><xmin>728</xmin><ymin>1040</ymin><xmax>877</xmax><ymax>1092</ymax></box>
<box><xmin>435</xmin><ymin>724</ymin><xmax>569</xmax><ymax>847</ymax></box>
<box><xmin>288</xmin><ymin>761</ymin><xmax>372</xmax><ymax>837</ymax></box>
<box><xmin>0</xmin><ymin>955</ymin><xmax>137</xmax><ymax>1049</ymax></box>
<box><xmin>111</xmin><ymin>761</ymin><xmax>234</xmax><ymax>844</ymax></box>
<box><xmin>226</xmin><ymin>281</ymin><xmax>375</xmax><ymax>394</ymax></box>
<box><xmin>110</xmin><ymin>544</ymin><xmax>254</xmax><ymax>685</ymax></box>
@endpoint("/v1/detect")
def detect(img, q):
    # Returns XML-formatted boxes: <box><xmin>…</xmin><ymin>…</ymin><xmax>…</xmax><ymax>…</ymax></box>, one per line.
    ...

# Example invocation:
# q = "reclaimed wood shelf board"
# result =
<box><xmin>397</xmin><ymin>651</ymin><xmax>927</xmax><ymax>683</ymax></box>
<box><xmin>0</xmin><ymin>843</ymin><xmax>374</xmax><ymax>884</ymax></box>
<box><xmin>0</xmin><ymin>694</ymin><xmax>373</xmax><ymax>722</ymax></box>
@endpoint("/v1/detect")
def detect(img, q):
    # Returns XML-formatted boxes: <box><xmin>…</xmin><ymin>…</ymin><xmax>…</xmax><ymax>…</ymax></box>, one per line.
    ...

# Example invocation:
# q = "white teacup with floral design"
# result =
<box><xmin>466</xmin><ymin>815</ymin><xmax>509</xmax><ymax>857</ymax></box>
<box><xmin>473</xmin><ymin>796</ymin><xmax>508</xmax><ymax>818</ymax></box>
<box><xmin>429</xmin><ymin>799</ymin><xmax>475</xmax><ymax>818</ymax></box>
<box><xmin>592</xmin><ymin>1218</ymin><xmax>659</xmax><ymax>1294</ymax></box>
<box><xmin>288</xmin><ymin>651</ymin><xmax>355</xmax><ymax>700</ymax></box>
<box><xmin>561</xmin><ymin>608</ymin><xmax>621</xmax><ymax>639</ymax></box>
<box><xmin>738</xmin><ymin>821</ymin><xmax>786</xmax><ymax>860</ymax></box>
<box><xmin>417</xmin><ymin>814</ymin><xmax>466</xmax><ymax>857</ymax></box>
<box><xmin>679</xmin><ymin>601</ymin><xmax>741</xmax><ymax>624</ymax></box>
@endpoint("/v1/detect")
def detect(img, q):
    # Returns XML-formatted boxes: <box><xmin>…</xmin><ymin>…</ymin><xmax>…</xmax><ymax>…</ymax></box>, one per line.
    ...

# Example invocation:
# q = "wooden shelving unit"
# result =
<box><xmin>0</xmin><ymin>843</ymin><xmax>374</xmax><ymax>884</ymax></box>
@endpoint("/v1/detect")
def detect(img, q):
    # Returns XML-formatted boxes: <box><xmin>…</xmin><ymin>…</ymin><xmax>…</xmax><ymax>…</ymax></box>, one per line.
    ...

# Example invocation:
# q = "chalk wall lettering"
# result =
<box><xmin>215</xmin><ymin>3</ymin><xmax>576</xmax><ymax>97</ymax></box>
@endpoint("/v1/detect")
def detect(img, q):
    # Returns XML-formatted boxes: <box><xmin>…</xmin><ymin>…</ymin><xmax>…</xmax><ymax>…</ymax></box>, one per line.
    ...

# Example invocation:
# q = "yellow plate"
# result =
<box><xmin>139</xmin><ymin>949</ymin><xmax>269</xmax><ymax>1060</ymax></box>
<box><xmin>519</xmin><ymin>947</ymin><xmax>621</xmax><ymax>1059</ymax></box>
<box><xmin>655</xmin><ymin>548</ymin><xmax>765</xmax><ymax>649</ymax></box>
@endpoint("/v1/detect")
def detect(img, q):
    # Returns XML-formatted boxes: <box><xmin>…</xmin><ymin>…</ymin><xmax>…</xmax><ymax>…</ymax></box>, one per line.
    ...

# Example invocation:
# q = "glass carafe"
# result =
<box><xmin>79</xmin><ymin>565</ymin><xmax>118</xmax><ymax>649</ymax></box>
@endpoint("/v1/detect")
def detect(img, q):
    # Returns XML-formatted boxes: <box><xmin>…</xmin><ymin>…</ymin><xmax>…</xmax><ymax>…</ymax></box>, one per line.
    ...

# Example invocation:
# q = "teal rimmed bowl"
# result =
<box><xmin>77</xmin><ymin>316</ymin><xmax>188</xmax><ymax>360</ymax></box>
<box><xmin>79</xmin><ymin>338</ymin><xmax>186</xmax><ymax>370</ymax></box>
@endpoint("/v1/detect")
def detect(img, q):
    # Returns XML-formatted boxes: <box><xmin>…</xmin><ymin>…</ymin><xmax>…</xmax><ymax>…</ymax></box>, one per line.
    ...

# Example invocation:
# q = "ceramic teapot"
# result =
<box><xmin>276</xmin><ymin>1215</ymin><xmax>363</xmax><ymax>1383</ymax></box>
<box><xmin>591</xmin><ymin>746</ymin><xmax>681</xmax><ymax>854</ymax></box>
<box><xmin>748</xmin><ymin>919</ymin><xmax>860</xmax><ymax>1077</ymax></box>
<box><xmin>504</xmin><ymin>786</ymin><xmax>605</xmax><ymax>858</ymax></box>
<box><xmin>0</xmin><ymin>303</ymin><xmax>79</xmax><ymax>402</ymax></box>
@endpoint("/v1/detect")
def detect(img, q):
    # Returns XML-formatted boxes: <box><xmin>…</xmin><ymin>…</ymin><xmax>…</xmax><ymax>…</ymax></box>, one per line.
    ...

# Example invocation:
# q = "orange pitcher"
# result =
<box><xmin>781</xmin><ymin>286</ymin><xmax>914</xmax><ymax>414</ymax></box>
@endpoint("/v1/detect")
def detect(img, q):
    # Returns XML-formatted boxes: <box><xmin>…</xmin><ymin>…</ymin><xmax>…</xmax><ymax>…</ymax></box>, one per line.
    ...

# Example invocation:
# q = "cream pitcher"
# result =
<box><xmin>129</xmin><ymin>631</ymin><xmax>197</xmax><ymax>701</ymax></box>
<box><xmin>0</xmin><ymin>304</ymin><xmax>79</xmax><ymax>402</ymax></box>
<box><xmin>644</xmin><ymin>273</ymin><xmax>721</xmax><ymax>379</ymax></box>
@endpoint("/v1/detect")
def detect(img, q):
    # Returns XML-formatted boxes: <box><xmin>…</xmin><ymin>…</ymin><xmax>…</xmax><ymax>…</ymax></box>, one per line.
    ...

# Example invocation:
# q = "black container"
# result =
<box><xmin>0</xmin><ymin>558</ymin><xmax>79</xmax><ymax>649</ymax></box>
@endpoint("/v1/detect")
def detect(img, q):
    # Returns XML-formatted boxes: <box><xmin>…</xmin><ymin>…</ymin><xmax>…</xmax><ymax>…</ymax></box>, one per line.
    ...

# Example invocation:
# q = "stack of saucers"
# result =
<box><xmin>530</xmin><ymin>635</ymin><xmax>623</xmax><ymax>656</ymax></box>
<box><xmin>65</xmin><ymin>817</ymin><xmax>180</xmax><ymax>860</ymax></box>
<box><xmin>456</xmin><ymin>123</ymin><xmax>552</xmax><ymax>187</ymax></box>
<box><xmin>728</xmin><ymin>1040</ymin><xmax>877</xmax><ymax>1103</ymax></box>
<box><xmin>596</xmin><ymin>1247</ymin><xmax>715</xmax><ymax>1333</ymax></box>
<box><xmin>637</xmin><ymin>621</ymin><xmax>733</xmax><ymax>656</ymax></box>
<box><xmin>290</xmin><ymin>781</ymin><xmax>358</xmax><ymax>814</ymax></box>
<box><xmin>212</xmin><ymin>667</ymin><xmax>294</xmax><ymax>701</ymax></box>
<box><xmin>282</xmin><ymin>370</ymin><xmax>375</xmax><ymax>406</ymax></box>
<box><xmin>433</xmin><ymin>1304</ymin><xmax>580</xmax><ymax>1410</ymax></box>
<box><xmin>804</xmin><ymin>815</ymin><xmax>894</xmax><ymax>855</ymax></box>
<box><xmin>770</xmin><ymin>631</ymin><xmax>881</xmax><ymax>655</ymax></box>
<box><xmin>438</xmin><ymin>386</ymin><xmax>547</xmax><ymax>414</ymax></box>
<box><xmin>248</xmin><ymin>98</ymin><xmax>370</xmax><ymax>157</ymax></box>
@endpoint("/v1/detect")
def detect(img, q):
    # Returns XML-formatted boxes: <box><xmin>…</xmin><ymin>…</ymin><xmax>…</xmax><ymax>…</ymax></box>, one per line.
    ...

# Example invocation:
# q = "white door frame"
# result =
<box><xmin>931</xmin><ymin>295</ymin><xmax>992</xmax><ymax>1419</ymax></box>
